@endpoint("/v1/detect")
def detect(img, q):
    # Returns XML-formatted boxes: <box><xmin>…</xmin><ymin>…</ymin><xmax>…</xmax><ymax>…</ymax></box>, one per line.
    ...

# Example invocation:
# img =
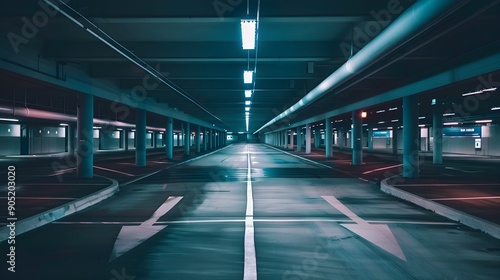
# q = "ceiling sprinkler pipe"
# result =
<box><xmin>255</xmin><ymin>0</ymin><xmax>463</xmax><ymax>134</ymax></box>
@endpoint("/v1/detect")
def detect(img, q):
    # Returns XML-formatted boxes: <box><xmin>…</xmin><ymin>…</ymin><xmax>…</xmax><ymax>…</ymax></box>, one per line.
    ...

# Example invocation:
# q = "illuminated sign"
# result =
<box><xmin>442</xmin><ymin>127</ymin><xmax>481</xmax><ymax>137</ymax></box>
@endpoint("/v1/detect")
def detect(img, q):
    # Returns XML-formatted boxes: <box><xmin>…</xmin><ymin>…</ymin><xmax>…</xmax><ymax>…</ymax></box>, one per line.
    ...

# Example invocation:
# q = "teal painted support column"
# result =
<box><xmin>367</xmin><ymin>128</ymin><xmax>373</xmax><ymax>152</ymax></box>
<box><xmin>433</xmin><ymin>102</ymin><xmax>443</xmax><ymax>164</ymax></box>
<box><xmin>166</xmin><ymin>117</ymin><xmax>173</xmax><ymax>160</ymax></box>
<box><xmin>305</xmin><ymin>124</ymin><xmax>311</xmax><ymax>154</ymax></box>
<box><xmin>296</xmin><ymin>127</ymin><xmax>302</xmax><ymax>152</ymax></box>
<box><xmin>135</xmin><ymin>109</ymin><xmax>147</xmax><ymax>167</ymax></box>
<box><xmin>196</xmin><ymin>125</ymin><xmax>201</xmax><ymax>153</ymax></box>
<box><xmin>184</xmin><ymin>122</ymin><xmax>190</xmax><ymax>156</ymax></box>
<box><xmin>77</xmin><ymin>93</ymin><xmax>94</xmax><ymax>178</ymax></box>
<box><xmin>203</xmin><ymin>127</ymin><xmax>208</xmax><ymax>151</ymax></box>
<box><xmin>325</xmin><ymin>118</ymin><xmax>333</xmax><ymax>158</ymax></box>
<box><xmin>403</xmin><ymin>95</ymin><xmax>420</xmax><ymax>178</ymax></box>
<box><xmin>352</xmin><ymin>109</ymin><xmax>363</xmax><ymax>166</ymax></box>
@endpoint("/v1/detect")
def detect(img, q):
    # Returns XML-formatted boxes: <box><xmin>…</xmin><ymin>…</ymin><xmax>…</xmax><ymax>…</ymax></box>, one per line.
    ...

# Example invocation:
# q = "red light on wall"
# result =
<box><xmin>361</xmin><ymin>112</ymin><xmax>367</xmax><ymax>118</ymax></box>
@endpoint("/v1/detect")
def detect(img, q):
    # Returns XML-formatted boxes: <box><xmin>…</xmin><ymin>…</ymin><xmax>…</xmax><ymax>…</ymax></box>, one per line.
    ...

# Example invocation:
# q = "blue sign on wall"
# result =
<box><xmin>442</xmin><ymin>126</ymin><xmax>481</xmax><ymax>137</ymax></box>
<box><xmin>373</xmin><ymin>130</ymin><xmax>390</xmax><ymax>138</ymax></box>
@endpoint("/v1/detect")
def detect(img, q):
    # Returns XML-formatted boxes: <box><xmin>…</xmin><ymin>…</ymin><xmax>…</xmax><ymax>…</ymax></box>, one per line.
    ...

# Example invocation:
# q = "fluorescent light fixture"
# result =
<box><xmin>244</xmin><ymin>70</ymin><xmax>253</xmax><ymax>84</ymax></box>
<box><xmin>0</xmin><ymin>118</ymin><xmax>19</xmax><ymax>122</ymax></box>
<box><xmin>443</xmin><ymin>122</ymin><xmax>459</xmax><ymax>126</ymax></box>
<box><xmin>93</xmin><ymin>126</ymin><xmax>101</xmax><ymax>129</ymax></box>
<box><xmin>462</xmin><ymin>90</ymin><xmax>483</xmax><ymax>97</ymax></box>
<box><xmin>419</xmin><ymin>124</ymin><xmax>426</xmax><ymax>127</ymax></box>
<box><xmin>443</xmin><ymin>112</ymin><xmax>455</xmax><ymax>116</ymax></box>
<box><xmin>60</xmin><ymin>123</ymin><xmax>69</xmax><ymax>126</ymax></box>
<box><xmin>387</xmin><ymin>127</ymin><xmax>393</xmax><ymax>129</ymax></box>
<box><xmin>492</xmin><ymin>107</ymin><xmax>500</xmax><ymax>111</ymax></box>
<box><xmin>419</xmin><ymin>116</ymin><xmax>426</xmax><ymax>119</ymax></box>
<box><xmin>245</xmin><ymin>90</ymin><xmax>252</xmax><ymax>98</ymax></box>
<box><xmin>241</xmin><ymin>19</ymin><xmax>257</xmax><ymax>50</ymax></box>
<box><xmin>362</xmin><ymin>124</ymin><xmax>368</xmax><ymax>126</ymax></box>
<box><xmin>245</xmin><ymin>107</ymin><xmax>250</xmax><ymax>112</ymax></box>
<box><xmin>117</xmin><ymin>128</ymin><xmax>123</xmax><ymax>131</ymax></box>
<box><xmin>391</xmin><ymin>119</ymin><xmax>399</xmax><ymax>122</ymax></box>
<box><xmin>389</xmin><ymin>107</ymin><xmax>398</xmax><ymax>111</ymax></box>
<box><xmin>373</xmin><ymin>128</ymin><xmax>378</xmax><ymax>131</ymax></box>
<box><xmin>475</xmin><ymin>120</ymin><xmax>492</xmax><ymax>123</ymax></box>
<box><xmin>245</xmin><ymin>112</ymin><xmax>250</xmax><ymax>116</ymax></box>
<box><xmin>462</xmin><ymin>88</ymin><xmax>497</xmax><ymax>96</ymax></box>
<box><xmin>361</xmin><ymin>112</ymin><xmax>367</xmax><ymax>118</ymax></box>
<box><xmin>245</xmin><ymin>101</ymin><xmax>251</xmax><ymax>105</ymax></box>
<box><xmin>376</xmin><ymin>110</ymin><xmax>385</xmax><ymax>113</ymax></box>
<box><xmin>378</xmin><ymin>121</ymin><xmax>385</xmax><ymax>124</ymax></box>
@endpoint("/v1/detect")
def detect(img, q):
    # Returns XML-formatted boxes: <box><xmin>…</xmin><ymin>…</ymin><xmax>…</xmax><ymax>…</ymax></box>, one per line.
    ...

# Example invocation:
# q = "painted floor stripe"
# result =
<box><xmin>52</xmin><ymin>219</ymin><xmax>459</xmax><ymax>226</ymax></box>
<box><xmin>244</xmin><ymin>145</ymin><xmax>257</xmax><ymax>280</ymax></box>
<box><xmin>265</xmin><ymin>145</ymin><xmax>332</xmax><ymax>169</ymax></box>
<box><xmin>430</xmin><ymin>196</ymin><xmax>500</xmax><ymax>201</ymax></box>
<box><xmin>94</xmin><ymin>166</ymin><xmax>134</xmax><ymax>176</ymax></box>
<box><xmin>0</xmin><ymin>197</ymin><xmax>77</xmax><ymax>200</ymax></box>
<box><xmin>362</xmin><ymin>164</ymin><xmax>402</xmax><ymax>174</ymax></box>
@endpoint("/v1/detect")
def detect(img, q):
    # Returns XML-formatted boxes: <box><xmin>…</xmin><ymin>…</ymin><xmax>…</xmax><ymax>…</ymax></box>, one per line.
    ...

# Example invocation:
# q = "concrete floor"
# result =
<box><xmin>1</xmin><ymin>144</ymin><xmax>500</xmax><ymax>279</ymax></box>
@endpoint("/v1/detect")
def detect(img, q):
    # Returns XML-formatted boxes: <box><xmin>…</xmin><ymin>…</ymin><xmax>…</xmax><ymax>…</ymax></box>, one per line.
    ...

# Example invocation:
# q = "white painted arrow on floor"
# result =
<box><xmin>322</xmin><ymin>195</ymin><xmax>407</xmax><ymax>261</ymax></box>
<box><xmin>109</xmin><ymin>196</ymin><xmax>183</xmax><ymax>262</ymax></box>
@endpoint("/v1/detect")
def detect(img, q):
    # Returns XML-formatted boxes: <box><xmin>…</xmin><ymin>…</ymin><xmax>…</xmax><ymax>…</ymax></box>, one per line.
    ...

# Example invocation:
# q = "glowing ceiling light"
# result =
<box><xmin>491</xmin><ymin>107</ymin><xmax>500</xmax><ymax>111</ymax></box>
<box><xmin>245</xmin><ymin>90</ymin><xmax>252</xmax><ymax>98</ymax></box>
<box><xmin>244</xmin><ymin>70</ymin><xmax>253</xmax><ymax>84</ymax></box>
<box><xmin>475</xmin><ymin>120</ymin><xmax>492</xmax><ymax>123</ymax></box>
<box><xmin>241</xmin><ymin>19</ymin><xmax>257</xmax><ymax>50</ymax></box>
<box><xmin>0</xmin><ymin>118</ymin><xmax>19</xmax><ymax>122</ymax></box>
<box><xmin>245</xmin><ymin>101</ymin><xmax>251</xmax><ymax>105</ymax></box>
<box><xmin>245</xmin><ymin>107</ymin><xmax>250</xmax><ymax>112</ymax></box>
<box><xmin>443</xmin><ymin>122</ymin><xmax>459</xmax><ymax>126</ymax></box>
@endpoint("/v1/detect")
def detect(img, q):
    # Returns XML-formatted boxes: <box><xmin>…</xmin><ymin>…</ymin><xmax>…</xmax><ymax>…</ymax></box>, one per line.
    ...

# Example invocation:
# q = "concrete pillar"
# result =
<box><xmin>296</xmin><ymin>127</ymin><xmax>302</xmax><ymax>152</ymax></box>
<box><xmin>68</xmin><ymin>123</ymin><xmax>75</xmax><ymax>155</ymax></box>
<box><xmin>124</xmin><ymin>129</ymin><xmax>129</xmax><ymax>151</ymax></box>
<box><xmin>184</xmin><ymin>122</ymin><xmax>190</xmax><ymax>156</ymax></box>
<box><xmin>203</xmin><ymin>127</ymin><xmax>208</xmax><ymax>151</ymax></box>
<box><xmin>403</xmin><ymin>95</ymin><xmax>420</xmax><ymax>178</ymax></box>
<box><xmin>338</xmin><ymin>129</ymin><xmax>344</xmax><ymax>149</ymax></box>
<box><xmin>135</xmin><ymin>109</ymin><xmax>147</xmax><ymax>167</ymax></box>
<box><xmin>166</xmin><ymin>117</ymin><xmax>173</xmax><ymax>160</ymax></box>
<box><xmin>325</xmin><ymin>118</ymin><xmax>333</xmax><ymax>158</ymax></box>
<box><xmin>305</xmin><ymin>124</ymin><xmax>311</xmax><ymax>154</ymax></box>
<box><xmin>314</xmin><ymin>127</ymin><xmax>320</xmax><ymax>148</ymax></box>
<box><xmin>77</xmin><ymin>93</ymin><xmax>94</xmax><ymax>178</ymax></box>
<box><xmin>352</xmin><ymin>109</ymin><xmax>363</xmax><ymax>165</ymax></box>
<box><xmin>433</xmin><ymin>102</ymin><xmax>443</xmax><ymax>164</ymax></box>
<box><xmin>209</xmin><ymin>129</ymin><xmax>213</xmax><ymax>149</ymax></box>
<box><xmin>367</xmin><ymin>128</ymin><xmax>373</xmax><ymax>152</ymax></box>
<box><xmin>196</xmin><ymin>125</ymin><xmax>201</xmax><ymax>153</ymax></box>
<box><xmin>284</xmin><ymin>130</ymin><xmax>288</xmax><ymax>149</ymax></box>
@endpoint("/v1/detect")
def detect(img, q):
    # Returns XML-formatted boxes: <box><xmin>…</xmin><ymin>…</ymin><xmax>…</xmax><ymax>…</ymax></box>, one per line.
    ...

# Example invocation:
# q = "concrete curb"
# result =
<box><xmin>380</xmin><ymin>177</ymin><xmax>500</xmax><ymax>239</ymax></box>
<box><xmin>1</xmin><ymin>176</ymin><xmax>119</xmax><ymax>242</ymax></box>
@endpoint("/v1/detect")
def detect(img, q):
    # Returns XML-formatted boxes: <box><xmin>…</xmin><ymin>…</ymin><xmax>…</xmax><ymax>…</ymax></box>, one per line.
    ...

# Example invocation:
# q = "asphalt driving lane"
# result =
<box><xmin>2</xmin><ymin>144</ymin><xmax>500</xmax><ymax>280</ymax></box>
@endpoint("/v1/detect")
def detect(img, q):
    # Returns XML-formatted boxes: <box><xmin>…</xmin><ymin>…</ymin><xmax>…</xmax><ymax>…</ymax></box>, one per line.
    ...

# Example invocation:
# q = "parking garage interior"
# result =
<box><xmin>1</xmin><ymin>1</ymin><xmax>500</xmax><ymax>279</ymax></box>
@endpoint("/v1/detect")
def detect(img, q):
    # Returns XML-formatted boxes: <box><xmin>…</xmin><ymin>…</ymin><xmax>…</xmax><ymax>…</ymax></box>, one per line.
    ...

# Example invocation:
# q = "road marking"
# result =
<box><xmin>109</xmin><ymin>196</ymin><xmax>183</xmax><ymax>262</ymax></box>
<box><xmin>430</xmin><ymin>196</ymin><xmax>500</xmax><ymax>201</ymax></box>
<box><xmin>94</xmin><ymin>166</ymin><xmax>134</xmax><ymax>176</ymax></box>
<box><xmin>394</xmin><ymin>183</ymin><xmax>499</xmax><ymax>187</ymax></box>
<box><xmin>445</xmin><ymin>166</ymin><xmax>483</xmax><ymax>174</ymax></box>
<box><xmin>265</xmin><ymin>144</ymin><xmax>332</xmax><ymax>169</ymax></box>
<box><xmin>244</xmin><ymin>145</ymin><xmax>257</xmax><ymax>280</ymax></box>
<box><xmin>322</xmin><ymin>195</ymin><xmax>407</xmax><ymax>261</ymax></box>
<box><xmin>53</xmin><ymin>219</ymin><xmax>459</xmax><ymax>226</ymax></box>
<box><xmin>362</xmin><ymin>164</ymin><xmax>402</xmax><ymax>174</ymax></box>
<box><xmin>0</xmin><ymin>197</ymin><xmax>77</xmax><ymax>200</ymax></box>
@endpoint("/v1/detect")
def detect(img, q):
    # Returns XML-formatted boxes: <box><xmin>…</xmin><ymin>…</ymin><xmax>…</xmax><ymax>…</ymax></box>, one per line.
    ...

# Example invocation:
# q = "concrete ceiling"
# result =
<box><xmin>1</xmin><ymin>0</ymin><xmax>500</xmax><ymax>133</ymax></box>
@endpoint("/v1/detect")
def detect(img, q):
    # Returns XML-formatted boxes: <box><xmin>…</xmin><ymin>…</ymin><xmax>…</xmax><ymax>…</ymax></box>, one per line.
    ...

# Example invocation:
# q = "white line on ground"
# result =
<box><xmin>265</xmin><ymin>144</ymin><xmax>332</xmax><ymax>169</ymax></box>
<box><xmin>430</xmin><ymin>196</ymin><xmax>500</xmax><ymax>201</ymax></box>
<box><xmin>394</xmin><ymin>183</ymin><xmax>499</xmax><ymax>187</ymax></box>
<box><xmin>0</xmin><ymin>197</ymin><xmax>77</xmax><ymax>200</ymax></box>
<box><xmin>52</xmin><ymin>219</ymin><xmax>459</xmax><ymax>226</ymax></box>
<box><xmin>93</xmin><ymin>166</ymin><xmax>134</xmax><ymax>176</ymax></box>
<box><xmin>244</xmin><ymin>145</ymin><xmax>258</xmax><ymax>280</ymax></box>
<box><xmin>362</xmin><ymin>164</ymin><xmax>402</xmax><ymax>174</ymax></box>
<box><xmin>445</xmin><ymin>166</ymin><xmax>483</xmax><ymax>174</ymax></box>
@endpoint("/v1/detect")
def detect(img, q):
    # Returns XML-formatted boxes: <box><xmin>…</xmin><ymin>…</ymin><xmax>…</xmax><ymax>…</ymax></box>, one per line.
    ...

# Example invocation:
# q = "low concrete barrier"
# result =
<box><xmin>0</xmin><ymin>176</ymin><xmax>119</xmax><ymax>242</ymax></box>
<box><xmin>381</xmin><ymin>177</ymin><xmax>500</xmax><ymax>240</ymax></box>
